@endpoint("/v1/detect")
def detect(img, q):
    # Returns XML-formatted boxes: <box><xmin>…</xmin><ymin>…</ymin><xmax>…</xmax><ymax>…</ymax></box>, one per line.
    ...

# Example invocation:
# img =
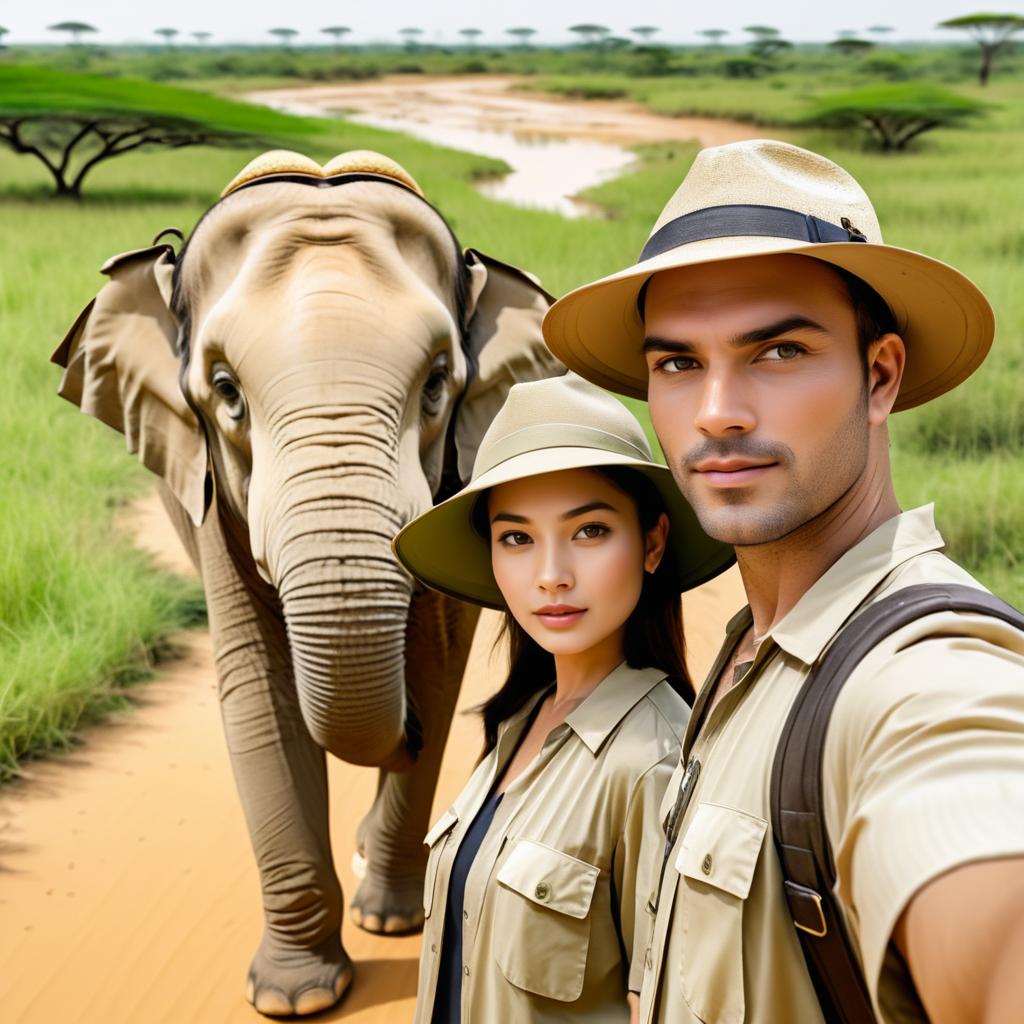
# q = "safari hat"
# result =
<box><xmin>392</xmin><ymin>373</ymin><xmax>734</xmax><ymax>609</ymax></box>
<box><xmin>543</xmin><ymin>139</ymin><xmax>995</xmax><ymax>411</ymax></box>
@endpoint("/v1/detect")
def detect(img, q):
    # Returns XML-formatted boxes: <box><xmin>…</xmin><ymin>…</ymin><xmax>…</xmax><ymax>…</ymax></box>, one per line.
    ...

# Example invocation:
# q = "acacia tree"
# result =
<box><xmin>154</xmin><ymin>28</ymin><xmax>179</xmax><ymax>48</ymax></box>
<box><xmin>868</xmin><ymin>25</ymin><xmax>895</xmax><ymax>37</ymax></box>
<box><xmin>321</xmin><ymin>26</ymin><xmax>351</xmax><ymax>51</ymax></box>
<box><xmin>399</xmin><ymin>27</ymin><xmax>424</xmax><ymax>50</ymax></box>
<box><xmin>939</xmin><ymin>13</ymin><xmax>1024</xmax><ymax>85</ymax></box>
<box><xmin>191</xmin><ymin>31</ymin><xmax>212</xmax><ymax>45</ymax></box>
<box><xmin>48</xmin><ymin>22</ymin><xmax>98</xmax><ymax>46</ymax></box>
<box><xmin>699</xmin><ymin>28</ymin><xmax>729</xmax><ymax>46</ymax></box>
<box><xmin>506</xmin><ymin>27</ymin><xmax>537</xmax><ymax>48</ymax></box>
<box><xmin>829</xmin><ymin>37</ymin><xmax>875</xmax><ymax>56</ymax></box>
<box><xmin>569</xmin><ymin>24</ymin><xmax>611</xmax><ymax>48</ymax></box>
<box><xmin>744</xmin><ymin>24</ymin><xmax>791</xmax><ymax>58</ymax></box>
<box><xmin>630</xmin><ymin>26</ymin><xmax>660</xmax><ymax>42</ymax></box>
<box><xmin>0</xmin><ymin>67</ymin><xmax>311</xmax><ymax>198</ymax></box>
<box><xmin>269</xmin><ymin>27</ymin><xmax>299</xmax><ymax>48</ymax></box>
<box><xmin>805</xmin><ymin>84</ymin><xmax>984</xmax><ymax>150</ymax></box>
<box><xmin>459</xmin><ymin>27</ymin><xmax>483</xmax><ymax>48</ymax></box>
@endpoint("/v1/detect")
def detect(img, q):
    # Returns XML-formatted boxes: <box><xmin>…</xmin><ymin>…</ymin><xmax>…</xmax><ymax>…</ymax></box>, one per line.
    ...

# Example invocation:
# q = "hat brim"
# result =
<box><xmin>392</xmin><ymin>446</ymin><xmax>734</xmax><ymax>609</ymax></box>
<box><xmin>542</xmin><ymin>236</ymin><xmax>995</xmax><ymax>411</ymax></box>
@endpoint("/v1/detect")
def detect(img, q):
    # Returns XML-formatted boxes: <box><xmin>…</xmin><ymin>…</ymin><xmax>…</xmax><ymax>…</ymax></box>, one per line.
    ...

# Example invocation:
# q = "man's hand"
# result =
<box><xmin>896</xmin><ymin>856</ymin><xmax>1024</xmax><ymax>1023</ymax></box>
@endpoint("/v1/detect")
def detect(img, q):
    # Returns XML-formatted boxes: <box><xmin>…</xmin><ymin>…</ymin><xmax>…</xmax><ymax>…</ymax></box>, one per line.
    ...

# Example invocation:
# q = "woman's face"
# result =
<box><xmin>488</xmin><ymin>468</ymin><xmax>668</xmax><ymax>660</ymax></box>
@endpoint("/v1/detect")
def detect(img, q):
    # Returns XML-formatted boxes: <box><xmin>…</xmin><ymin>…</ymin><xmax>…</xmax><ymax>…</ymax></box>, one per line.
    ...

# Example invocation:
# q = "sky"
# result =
<box><xmin>4</xmin><ymin>1</ymin><xmax>1010</xmax><ymax>46</ymax></box>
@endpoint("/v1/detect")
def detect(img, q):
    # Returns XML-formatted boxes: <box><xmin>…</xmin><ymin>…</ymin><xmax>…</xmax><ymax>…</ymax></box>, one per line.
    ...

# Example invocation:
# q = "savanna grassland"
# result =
<box><xmin>1</xmin><ymin>43</ymin><xmax>1021</xmax><ymax>776</ymax></box>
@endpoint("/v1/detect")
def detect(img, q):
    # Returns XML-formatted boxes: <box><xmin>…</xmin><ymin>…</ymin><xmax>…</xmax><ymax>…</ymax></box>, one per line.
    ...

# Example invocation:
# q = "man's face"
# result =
<box><xmin>643</xmin><ymin>254</ymin><xmax>872</xmax><ymax>547</ymax></box>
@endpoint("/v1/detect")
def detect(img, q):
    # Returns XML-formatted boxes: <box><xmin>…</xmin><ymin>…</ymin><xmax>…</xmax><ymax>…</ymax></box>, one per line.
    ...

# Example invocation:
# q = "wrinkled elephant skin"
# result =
<box><xmin>52</xmin><ymin>151</ymin><xmax>564</xmax><ymax>1016</ymax></box>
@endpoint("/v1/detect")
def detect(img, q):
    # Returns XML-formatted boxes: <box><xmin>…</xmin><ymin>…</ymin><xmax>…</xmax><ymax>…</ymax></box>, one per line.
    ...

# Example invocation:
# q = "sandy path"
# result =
<box><xmin>1</xmin><ymin>75</ymin><xmax>749</xmax><ymax>1022</ymax></box>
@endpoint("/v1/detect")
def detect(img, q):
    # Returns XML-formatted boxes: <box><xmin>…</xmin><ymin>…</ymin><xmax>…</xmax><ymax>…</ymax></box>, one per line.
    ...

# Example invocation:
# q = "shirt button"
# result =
<box><xmin>535</xmin><ymin>881</ymin><xmax>550</xmax><ymax>901</ymax></box>
<box><xmin>701</xmin><ymin>853</ymin><xmax>713</xmax><ymax>875</ymax></box>
<box><xmin>645</xmin><ymin>950</ymin><xmax>653</xmax><ymax>969</ymax></box>
<box><xmin>430</xmin><ymin>943</ymin><xmax>437</xmax><ymax>953</ymax></box>
<box><xmin>463</xmin><ymin>965</ymin><xmax>470</xmax><ymax>977</ymax></box>
<box><xmin>463</xmin><ymin>910</ymin><xmax>469</xmax><ymax>920</ymax></box>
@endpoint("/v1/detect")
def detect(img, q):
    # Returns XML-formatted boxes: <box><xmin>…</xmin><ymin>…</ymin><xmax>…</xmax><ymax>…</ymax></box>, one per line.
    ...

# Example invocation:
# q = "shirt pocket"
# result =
<box><xmin>493</xmin><ymin>838</ymin><xmax>601</xmax><ymax>1002</ymax></box>
<box><xmin>422</xmin><ymin>807</ymin><xmax>459</xmax><ymax>919</ymax></box>
<box><xmin>675</xmin><ymin>802</ymin><xmax>767</xmax><ymax>1024</ymax></box>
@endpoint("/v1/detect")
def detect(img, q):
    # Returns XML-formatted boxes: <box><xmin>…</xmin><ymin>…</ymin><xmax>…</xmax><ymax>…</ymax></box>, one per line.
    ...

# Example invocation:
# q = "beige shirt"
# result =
<box><xmin>640</xmin><ymin>505</ymin><xmax>1024</xmax><ymax>1024</ymax></box>
<box><xmin>415</xmin><ymin>662</ymin><xmax>689</xmax><ymax>1024</ymax></box>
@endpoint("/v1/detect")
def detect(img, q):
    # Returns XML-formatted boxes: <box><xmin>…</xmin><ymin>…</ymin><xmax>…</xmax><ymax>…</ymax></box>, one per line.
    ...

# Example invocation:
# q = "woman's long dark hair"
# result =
<box><xmin>475</xmin><ymin>466</ymin><xmax>692</xmax><ymax>754</ymax></box>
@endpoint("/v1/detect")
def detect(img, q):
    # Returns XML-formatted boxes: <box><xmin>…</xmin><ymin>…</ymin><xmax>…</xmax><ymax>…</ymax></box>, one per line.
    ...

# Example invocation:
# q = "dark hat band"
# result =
<box><xmin>639</xmin><ymin>204</ymin><xmax>868</xmax><ymax>263</ymax></box>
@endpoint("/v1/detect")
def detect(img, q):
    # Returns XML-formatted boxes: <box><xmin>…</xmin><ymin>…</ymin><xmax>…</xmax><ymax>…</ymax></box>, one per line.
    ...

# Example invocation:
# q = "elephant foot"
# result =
<box><xmin>245</xmin><ymin>932</ymin><xmax>353</xmax><ymax>1017</ymax></box>
<box><xmin>349</xmin><ymin>871</ymin><xmax>425</xmax><ymax>935</ymax></box>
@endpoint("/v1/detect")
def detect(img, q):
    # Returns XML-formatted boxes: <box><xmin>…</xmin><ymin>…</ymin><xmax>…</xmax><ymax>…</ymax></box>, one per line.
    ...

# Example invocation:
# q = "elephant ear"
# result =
<box><xmin>454</xmin><ymin>248</ymin><xmax>566</xmax><ymax>482</ymax></box>
<box><xmin>51</xmin><ymin>242</ymin><xmax>211</xmax><ymax>526</ymax></box>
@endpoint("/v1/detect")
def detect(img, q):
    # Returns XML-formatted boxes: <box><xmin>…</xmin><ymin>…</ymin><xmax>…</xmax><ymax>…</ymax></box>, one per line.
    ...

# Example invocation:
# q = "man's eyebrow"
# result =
<box><xmin>642</xmin><ymin>316</ymin><xmax>829</xmax><ymax>354</ymax></box>
<box><xmin>734</xmin><ymin>316</ymin><xmax>828</xmax><ymax>346</ymax></box>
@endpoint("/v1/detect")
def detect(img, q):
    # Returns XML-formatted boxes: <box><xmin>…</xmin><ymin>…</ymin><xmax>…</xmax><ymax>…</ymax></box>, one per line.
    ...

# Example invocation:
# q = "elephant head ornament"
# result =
<box><xmin>52</xmin><ymin>149</ymin><xmax>564</xmax><ymax>1015</ymax></box>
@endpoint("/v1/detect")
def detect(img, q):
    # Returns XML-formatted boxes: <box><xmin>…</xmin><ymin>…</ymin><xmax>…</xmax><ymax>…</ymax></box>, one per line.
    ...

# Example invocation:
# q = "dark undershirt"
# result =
<box><xmin>431</xmin><ymin>789</ymin><xmax>504</xmax><ymax>1024</ymax></box>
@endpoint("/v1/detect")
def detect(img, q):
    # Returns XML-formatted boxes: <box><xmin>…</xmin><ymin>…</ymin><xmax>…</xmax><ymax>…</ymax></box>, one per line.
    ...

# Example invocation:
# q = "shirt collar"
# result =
<box><xmin>768</xmin><ymin>504</ymin><xmax>945</xmax><ymax>665</ymax></box>
<box><xmin>565</xmin><ymin>661</ymin><xmax>668</xmax><ymax>755</ymax></box>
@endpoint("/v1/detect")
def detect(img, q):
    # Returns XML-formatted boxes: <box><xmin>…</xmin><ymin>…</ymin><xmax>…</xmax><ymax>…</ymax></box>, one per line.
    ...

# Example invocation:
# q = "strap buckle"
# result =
<box><xmin>783</xmin><ymin>880</ymin><xmax>828</xmax><ymax>938</ymax></box>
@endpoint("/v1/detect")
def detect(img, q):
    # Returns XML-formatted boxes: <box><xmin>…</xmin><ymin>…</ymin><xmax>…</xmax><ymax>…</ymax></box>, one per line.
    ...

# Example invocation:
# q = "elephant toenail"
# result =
<box><xmin>294</xmin><ymin>987</ymin><xmax>336</xmax><ymax>1015</ymax></box>
<box><xmin>254</xmin><ymin>987</ymin><xmax>293</xmax><ymax>1016</ymax></box>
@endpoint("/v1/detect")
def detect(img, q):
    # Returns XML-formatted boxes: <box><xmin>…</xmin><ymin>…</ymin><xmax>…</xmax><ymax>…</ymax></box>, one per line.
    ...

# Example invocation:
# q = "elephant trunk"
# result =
<box><xmin>262</xmin><ymin>410</ymin><xmax>421</xmax><ymax>768</ymax></box>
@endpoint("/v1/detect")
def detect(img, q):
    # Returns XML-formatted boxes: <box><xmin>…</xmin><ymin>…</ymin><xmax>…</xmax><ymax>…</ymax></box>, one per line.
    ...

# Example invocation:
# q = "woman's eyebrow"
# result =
<box><xmin>490</xmin><ymin>501</ymin><xmax>616</xmax><ymax>525</ymax></box>
<box><xmin>491</xmin><ymin>512</ymin><xmax>529</xmax><ymax>525</ymax></box>
<box><xmin>560</xmin><ymin>501</ymin><xmax>616</xmax><ymax>521</ymax></box>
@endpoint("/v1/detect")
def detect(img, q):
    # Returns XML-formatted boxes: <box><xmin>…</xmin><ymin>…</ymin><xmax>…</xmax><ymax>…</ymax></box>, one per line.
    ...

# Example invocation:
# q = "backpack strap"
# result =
<box><xmin>770</xmin><ymin>583</ymin><xmax>1024</xmax><ymax>1023</ymax></box>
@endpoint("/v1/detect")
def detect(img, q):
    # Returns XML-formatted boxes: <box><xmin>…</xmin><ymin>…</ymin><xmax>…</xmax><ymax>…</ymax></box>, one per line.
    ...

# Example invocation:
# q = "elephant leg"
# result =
<box><xmin>194</xmin><ymin>507</ymin><xmax>352</xmax><ymax>1016</ymax></box>
<box><xmin>350</xmin><ymin>589</ymin><xmax>480</xmax><ymax>934</ymax></box>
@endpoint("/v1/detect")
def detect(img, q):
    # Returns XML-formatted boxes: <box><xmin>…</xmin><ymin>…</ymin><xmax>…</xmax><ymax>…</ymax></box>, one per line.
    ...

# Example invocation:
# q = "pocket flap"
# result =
<box><xmin>497</xmin><ymin>839</ymin><xmax>599</xmax><ymax>919</ymax></box>
<box><xmin>423</xmin><ymin>807</ymin><xmax>459</xmax><ymax>848</ymax></box>
<box><xmin>676</xmin><ymin>802</ymin><xmax>767</xmax><ymax>900</ymax></box>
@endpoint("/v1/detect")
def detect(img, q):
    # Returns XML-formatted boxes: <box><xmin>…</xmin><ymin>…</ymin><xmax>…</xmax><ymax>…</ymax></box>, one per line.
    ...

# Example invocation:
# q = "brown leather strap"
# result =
<box><xmin>770</xmin><ymin>584</ymin><xmax>1024</xmax><ymax>1023</ymax></box>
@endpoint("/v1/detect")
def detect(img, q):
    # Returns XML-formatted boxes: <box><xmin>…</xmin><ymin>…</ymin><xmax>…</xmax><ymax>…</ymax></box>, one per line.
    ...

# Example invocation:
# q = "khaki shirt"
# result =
<box><xmin>640</xmin><ymin>505</ymin><xmax>1024</xmax><ymax>1024</ymax></box>
<box><xmin>415</xmin><ymin>662</ymin><xmax>688</xmax><ymax>1024</ymax></box>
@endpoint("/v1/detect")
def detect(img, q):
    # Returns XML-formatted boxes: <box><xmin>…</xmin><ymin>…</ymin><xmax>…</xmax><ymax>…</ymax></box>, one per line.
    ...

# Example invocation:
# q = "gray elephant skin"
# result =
<box><xmin>52</xmin><ymin>149</ymin><xmax>564</xmax><ymax>1016</ymax></box>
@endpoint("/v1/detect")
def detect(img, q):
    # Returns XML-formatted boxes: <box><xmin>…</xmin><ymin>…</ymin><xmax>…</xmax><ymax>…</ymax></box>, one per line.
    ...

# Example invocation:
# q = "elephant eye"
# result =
<box><xmin>422</xmin><ymin>353</ymin><xmax>449</xmax><ymax>413</ymax></box>
<box><xmin>212</xmin><ymin>368</ymin><xmax>246</xmax><ymax>421</ymax></box>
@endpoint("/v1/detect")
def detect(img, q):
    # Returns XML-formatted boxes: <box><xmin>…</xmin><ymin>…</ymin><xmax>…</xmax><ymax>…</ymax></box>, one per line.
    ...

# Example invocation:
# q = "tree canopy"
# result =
<box><xmin>804</xmin><ymin>83</ymin><xmax>984</xmax><ymax>150</ymax></box>
<box><xmin>939</xmin><ymin>13</ymin><xmax>1024</xmax><ymax>84</ymax></box>
<box><xmin>0</xmin><ymin>67</ymin><xmax>324</xmax><ymax>197</ymax></box>
<box><xmin>48</xmin><ymin>21</ymin><xmax>98</xmax><ymax>45</ymax></box>
<box><xmin>828</xmin><ymin>37</ymin><xmax>876</xmax><ymax>55</ymax></box>
<box><xmin>268</xmin><ymin>27</ymin><xmax>299</xmax><ymax>47</ymax></box>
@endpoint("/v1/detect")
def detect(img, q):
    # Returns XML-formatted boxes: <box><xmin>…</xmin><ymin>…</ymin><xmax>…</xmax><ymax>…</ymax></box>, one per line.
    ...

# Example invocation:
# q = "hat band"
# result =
<box><xmin>639</xmin><ymin>204</ymin><xmax>868</xmax><ymax>262</ymax></box>
<box><xmin>473</xmin><ymin>424</ymin><xmax>652</xmax><ymax>480</ymax></box>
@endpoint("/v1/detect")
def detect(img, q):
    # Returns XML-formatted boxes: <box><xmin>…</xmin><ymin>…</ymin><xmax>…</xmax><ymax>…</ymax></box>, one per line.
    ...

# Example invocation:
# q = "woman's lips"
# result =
<box><xmin>534</xmin><ymin>605</ymin><xmax>587</xmax><ymax>628</ymax></box>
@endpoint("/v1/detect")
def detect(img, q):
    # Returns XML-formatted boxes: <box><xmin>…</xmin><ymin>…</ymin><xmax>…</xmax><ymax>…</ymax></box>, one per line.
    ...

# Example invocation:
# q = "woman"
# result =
<box><xmin>392</xmin><ymin>373</ymin><xmax>733</xmax><ymax>1024</ymax></box>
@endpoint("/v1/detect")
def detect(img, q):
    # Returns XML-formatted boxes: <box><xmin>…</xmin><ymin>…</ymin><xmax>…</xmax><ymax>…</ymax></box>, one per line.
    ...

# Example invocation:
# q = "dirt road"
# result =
<box><xmin>0</xmin><ymin>76</ymin><xmax>749</xmax><ymax>1023</ymax></box>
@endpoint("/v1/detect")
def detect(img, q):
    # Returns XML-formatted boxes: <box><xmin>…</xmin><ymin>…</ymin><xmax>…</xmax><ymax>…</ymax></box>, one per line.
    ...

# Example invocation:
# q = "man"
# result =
<box><xmin>542</xmin><ymin>139</ymin><xmax>1024</xmax><ymax>1023</ymax></box>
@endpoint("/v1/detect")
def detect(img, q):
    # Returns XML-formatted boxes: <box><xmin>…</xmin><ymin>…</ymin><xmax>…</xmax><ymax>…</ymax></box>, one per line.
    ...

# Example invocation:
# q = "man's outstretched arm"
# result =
<box><xmin>896</xmin><ymin>856</ymin><xmax>1024</xmax><ymax>1023</ymax></box>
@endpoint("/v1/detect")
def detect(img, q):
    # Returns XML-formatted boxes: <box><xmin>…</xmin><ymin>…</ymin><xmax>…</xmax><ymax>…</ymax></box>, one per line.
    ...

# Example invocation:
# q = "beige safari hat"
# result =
<box><xmin>543</xmin><ymin>139</ymin><xmax>995</xmax><ymax>411</ymax></box>
<box><xmin>392</xmin><ymin>373</ymin><xmax>734</xmax><ymax>609</ymax></box>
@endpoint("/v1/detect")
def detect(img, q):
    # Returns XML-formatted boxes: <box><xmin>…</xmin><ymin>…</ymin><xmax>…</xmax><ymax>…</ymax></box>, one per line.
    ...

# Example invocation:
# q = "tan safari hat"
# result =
<box><xmin>392</xmin><ymin>373</ymin><xmax>734</xmax><ymax>609</ymax></box>
<box><xmin>543</xmin><ymin>139</ymin><xmax>995</xmax><ymax>411</ymax></box>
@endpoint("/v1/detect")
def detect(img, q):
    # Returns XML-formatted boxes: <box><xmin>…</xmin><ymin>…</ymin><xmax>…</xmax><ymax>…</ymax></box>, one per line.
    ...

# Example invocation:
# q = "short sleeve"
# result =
<box><xmin>826</xmin><ymin>616</ymin><xmax>1024</xmax><ymax>1016</ymax></box>
<box><xmin>614</xmin><ymin>754</ymin><xmax>677</xmax><ymax>993</ymax></box>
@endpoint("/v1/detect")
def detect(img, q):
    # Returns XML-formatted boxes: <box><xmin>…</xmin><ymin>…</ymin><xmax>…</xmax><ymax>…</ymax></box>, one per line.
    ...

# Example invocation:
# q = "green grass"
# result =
<box><xmin>2</xmin><ymin>62</ymin><xmax>1022</xmax><ymax>777</ymax></box>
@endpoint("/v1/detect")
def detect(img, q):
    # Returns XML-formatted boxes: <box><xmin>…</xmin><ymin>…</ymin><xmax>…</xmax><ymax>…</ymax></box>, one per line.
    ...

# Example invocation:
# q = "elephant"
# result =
<box><xmin>52</xmin><ymin>148</ymin><xmax>564</xmax><ymax>1016</ymax></box>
